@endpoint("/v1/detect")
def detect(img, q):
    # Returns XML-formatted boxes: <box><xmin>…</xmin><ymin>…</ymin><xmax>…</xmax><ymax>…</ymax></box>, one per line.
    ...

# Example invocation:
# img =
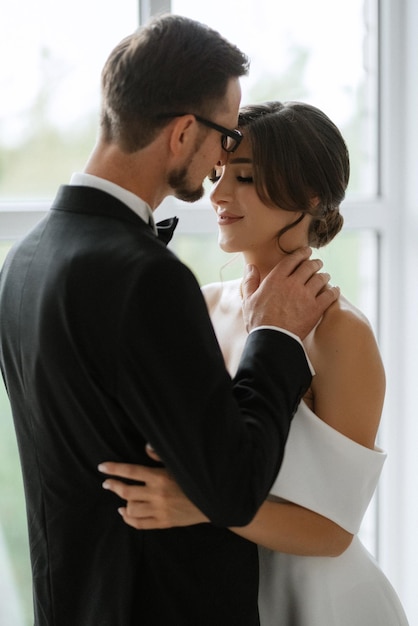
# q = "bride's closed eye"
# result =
<box><xmin>207</xmin><ymin>168</ymin><xmax>254</xmax><ymax>184</ymax></box>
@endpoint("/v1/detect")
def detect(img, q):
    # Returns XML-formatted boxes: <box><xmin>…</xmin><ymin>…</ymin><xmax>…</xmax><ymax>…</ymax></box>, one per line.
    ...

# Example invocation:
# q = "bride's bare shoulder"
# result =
<box><xmin>321</xmin><ymin>294</ymin><xmax>372</xmax><ymax>334</ymax></box>
<box><xmin>311</xmin><ymin>293</ymin><xmax>380</xmax><ymax>360</ymax></box>
<box><xmin>201</xmin><ymin>279</ymin><xmax>241</xmax><ymax>309</ymax></box>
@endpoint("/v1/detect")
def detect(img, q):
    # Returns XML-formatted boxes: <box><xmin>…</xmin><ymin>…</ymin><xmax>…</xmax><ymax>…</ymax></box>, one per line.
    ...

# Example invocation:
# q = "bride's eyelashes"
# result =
<box><xmin>207</xmin><ymin>171</ymin><xmax>254</xmax><ymax>185</ymax></box>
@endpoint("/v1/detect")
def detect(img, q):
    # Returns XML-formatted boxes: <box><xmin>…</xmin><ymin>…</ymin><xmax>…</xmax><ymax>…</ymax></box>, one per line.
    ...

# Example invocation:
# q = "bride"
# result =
<box><xmin>99</xmin><ymin>101</ymin><xmax>409</xmax><ymax>625</ymax></box>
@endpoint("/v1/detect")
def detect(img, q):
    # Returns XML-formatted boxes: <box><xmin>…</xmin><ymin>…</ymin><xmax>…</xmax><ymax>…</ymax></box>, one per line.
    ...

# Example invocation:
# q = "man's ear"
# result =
<box><xmin>168</xmin><ymin>115</ymin><xmax>197</xmax><ymax>156</ymax></box>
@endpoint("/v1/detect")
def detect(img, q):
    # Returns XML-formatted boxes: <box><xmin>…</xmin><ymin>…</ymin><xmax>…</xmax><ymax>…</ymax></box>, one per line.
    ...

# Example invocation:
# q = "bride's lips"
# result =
<box><xmin>217</xmin><ymin>212</ymin><xmax>243</xmax><ymax>226</ymax></box>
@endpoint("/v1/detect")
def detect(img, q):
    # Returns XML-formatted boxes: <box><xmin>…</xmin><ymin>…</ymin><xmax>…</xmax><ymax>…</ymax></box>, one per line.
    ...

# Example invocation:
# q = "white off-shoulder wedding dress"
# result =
<box><xmin>203</xmin><ymin>279</ymin><xmax>409</xmax><ymax>625</ymax></box>
<box><xmin>258</xmin><ymin>401</ymin><xmax>409</xmax><ymax>626</ymax></box>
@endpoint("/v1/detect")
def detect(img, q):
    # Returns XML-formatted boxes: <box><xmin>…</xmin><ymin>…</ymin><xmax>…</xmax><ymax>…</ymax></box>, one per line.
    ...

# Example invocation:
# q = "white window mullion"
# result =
<box><xmin>139</xmin><ymin>0</ymin><xmax>171</xmax><ymax>23</ymax></box>
<box><xmin>0</xmin><ymin>205</ymin><xmax>47</xmax><ymax>241</ymax></box>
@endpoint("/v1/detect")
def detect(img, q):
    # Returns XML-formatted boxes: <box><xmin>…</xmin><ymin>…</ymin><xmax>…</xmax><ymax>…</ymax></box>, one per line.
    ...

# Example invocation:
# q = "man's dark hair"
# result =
<box><xmin>101</xmin><ymin>14</ymin><xmax>249</xmax><ymax>152</ymax></box>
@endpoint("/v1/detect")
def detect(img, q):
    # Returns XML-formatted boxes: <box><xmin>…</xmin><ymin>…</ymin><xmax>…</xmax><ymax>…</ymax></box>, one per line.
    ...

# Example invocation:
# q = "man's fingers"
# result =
<box><xmin>287</xmin><ymin>257</ymin><xmax>323</xmax><ymax>283</ymax></box>
<box><xmin>145</xmin><ymin>444</ymin><xmax>162</xmax><ymax>463</ymax></box>
<box><xmin>241</xmin><ymin>264</ymin><xmax>261</xmax><ymax>299</ymax></box>
<box><xmin>118</xmin><ymin>507</ymin><xmax>153</xmax><ymax>530</ymax></box>
<box><xmin>102</xmin><ymin>478</ymin><xmax>146</xmax><ymax>500</ymax></box>
<box><xmin>273</xmin><ymin>246</ymin><xmax>313</xmax><ymax>277</ymax></box>
<box><xmin>261</xmin><ymin>251</ymin><xmax>320</xmax><ymax>291</ymax></box>
<box><xmin>99</xmin><ymin>461</ymin><xmax>141</xmax><ymax>479</ymax></box>
<box><xmin>304</xmin><ymin>270</ymin><xmax>340</xmax><ymax>309</ymax></box>
<box><xmin>119</xmin><ymin>509</ymin><xmax>165</xmax><ymax>531</ymax></box>
<box><xmin>242</xmin><ymin>250</ymin><xmax>318</xmax><ymax>300</ymax></box>
<box><xmin>125</xmin><ymin>499</ymin><xmax>153</xmax><ymax>518</ymax></box>
<box><xmin>306</xmin><ymin>271</ymin><xmax>331</xmax><ymax>293</ymax></box>
<box><xmin>315</xmin><ymin>285</ymin><xmax>340</xmax><ymax>307</ymax></box>
<box><xmin>98</xmin><ymin>461</ymin><xmax>152</xmax><ymax>482</ymax></box>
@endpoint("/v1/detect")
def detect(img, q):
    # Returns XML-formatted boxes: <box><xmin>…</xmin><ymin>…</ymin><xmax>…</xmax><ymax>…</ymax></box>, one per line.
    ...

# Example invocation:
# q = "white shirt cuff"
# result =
<box><xmin>249</xmin><ymin>326</ymin><xmax>315</xmax><ymax>376</ymax></box>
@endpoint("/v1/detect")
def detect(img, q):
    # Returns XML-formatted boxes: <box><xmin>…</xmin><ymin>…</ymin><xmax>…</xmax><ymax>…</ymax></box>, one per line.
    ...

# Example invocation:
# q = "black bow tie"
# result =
<box><xmin>155</xmin><ymin>217</ymin><xmax>179</xmax><ymax>245</ymax></box>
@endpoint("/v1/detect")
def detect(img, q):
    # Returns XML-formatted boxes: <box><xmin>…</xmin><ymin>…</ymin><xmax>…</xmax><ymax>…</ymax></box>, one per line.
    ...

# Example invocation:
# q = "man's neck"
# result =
<box><xmin>84</xmin><ymin>138</ymin><xmax>169</xmax><ymax>211</ymax></box>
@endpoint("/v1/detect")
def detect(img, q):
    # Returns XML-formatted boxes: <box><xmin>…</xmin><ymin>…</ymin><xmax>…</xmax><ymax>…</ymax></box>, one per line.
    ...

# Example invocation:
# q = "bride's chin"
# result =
<box><xmin>218</xmin><ymin>238</ymin><xmax>240</xmax><ymax>253</ymax></box>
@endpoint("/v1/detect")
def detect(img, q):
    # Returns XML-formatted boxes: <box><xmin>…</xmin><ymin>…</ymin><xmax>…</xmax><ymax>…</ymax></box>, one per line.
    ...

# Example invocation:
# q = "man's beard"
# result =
<box><xmin>168</xmin><ymin>166</ymin><xmax>204</xmax><ymax>203</ymax></box>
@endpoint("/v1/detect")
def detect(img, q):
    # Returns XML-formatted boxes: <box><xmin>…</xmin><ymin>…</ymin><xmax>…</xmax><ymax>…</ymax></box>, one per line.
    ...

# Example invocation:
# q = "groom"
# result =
<box><xmin>0</xmin><ymin>14</ymin><xmax>338</xmax><ymax>626</ymax></box>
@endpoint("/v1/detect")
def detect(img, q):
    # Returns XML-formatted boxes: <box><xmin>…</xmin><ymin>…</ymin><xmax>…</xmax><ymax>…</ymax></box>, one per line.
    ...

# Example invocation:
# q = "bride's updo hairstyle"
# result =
<box><xmin>238</xmin><ymin>101</ymin><xmax>349</xmax><ymax>249</ymax></box>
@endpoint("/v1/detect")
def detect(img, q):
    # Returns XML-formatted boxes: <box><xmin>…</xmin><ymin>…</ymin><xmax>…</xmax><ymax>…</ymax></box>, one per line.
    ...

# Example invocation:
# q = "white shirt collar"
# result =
<box><xmin>69</xmin><ymin>172</ymin><xmax>156</xmax><ymax>232</ymax></box>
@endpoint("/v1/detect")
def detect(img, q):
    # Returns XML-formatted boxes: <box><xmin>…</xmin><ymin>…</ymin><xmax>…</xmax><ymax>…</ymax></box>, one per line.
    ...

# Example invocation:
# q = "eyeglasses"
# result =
<box><xmin>158</xmin><ymin>113</ymin><xmax>243</xmax><ymax>153</ymax></box>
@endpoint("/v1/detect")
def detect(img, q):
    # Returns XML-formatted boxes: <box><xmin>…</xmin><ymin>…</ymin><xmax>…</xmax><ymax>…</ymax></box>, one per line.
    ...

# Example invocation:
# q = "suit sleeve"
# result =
<box><xmin>115</xmin><ymin>253</ymin><xmax>312</xmax><ymax>526</ymax></box>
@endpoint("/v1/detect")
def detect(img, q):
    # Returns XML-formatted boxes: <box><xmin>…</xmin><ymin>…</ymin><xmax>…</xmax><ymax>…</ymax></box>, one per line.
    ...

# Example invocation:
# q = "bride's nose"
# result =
<box><xmin>210</xmin><ymin>174</ymin><xmax>232</xmax><ymax>207</ymax></box>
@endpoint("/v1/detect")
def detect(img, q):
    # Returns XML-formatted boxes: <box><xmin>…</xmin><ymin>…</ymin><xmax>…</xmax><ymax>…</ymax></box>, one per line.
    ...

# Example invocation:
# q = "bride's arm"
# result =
<box><xmin>230</xmin><ymin>499</ymin><xmax>353</xmax><ymax>556</ymax></box>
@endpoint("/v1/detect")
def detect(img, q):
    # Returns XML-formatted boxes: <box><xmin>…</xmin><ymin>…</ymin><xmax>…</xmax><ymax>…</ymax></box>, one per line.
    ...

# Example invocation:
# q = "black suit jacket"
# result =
<box><xmin>0</xmin><ymin>185</ymin><xmax>311</xmax><ymax>625</ymax></box>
